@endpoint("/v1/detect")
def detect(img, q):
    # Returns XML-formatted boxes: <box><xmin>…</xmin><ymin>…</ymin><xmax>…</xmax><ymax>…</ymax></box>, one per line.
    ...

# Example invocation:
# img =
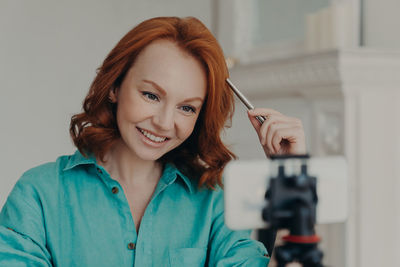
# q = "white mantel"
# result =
<box><xmin>229</xmin><ymin>48</ymin><xmax>400</xmax><ymax>97</ymax></box>
<box><xmin>226</xmin><ymin>48</ymin><xmax>400</xmax><ymax>267</ymax></box>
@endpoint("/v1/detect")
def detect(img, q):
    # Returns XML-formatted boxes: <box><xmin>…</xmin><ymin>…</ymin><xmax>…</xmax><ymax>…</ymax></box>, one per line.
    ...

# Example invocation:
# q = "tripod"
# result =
<box><xmin>260</xmin><ymin>155</ymin><xmax>324</xmax><ymax>267</ymax></box>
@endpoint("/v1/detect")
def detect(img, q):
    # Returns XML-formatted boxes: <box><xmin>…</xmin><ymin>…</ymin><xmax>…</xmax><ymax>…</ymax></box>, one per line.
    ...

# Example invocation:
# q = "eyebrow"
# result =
<box><xmin>142</xmin><ymin>79</ymin><xmax>204</xmax><ymax>103</ymax></box>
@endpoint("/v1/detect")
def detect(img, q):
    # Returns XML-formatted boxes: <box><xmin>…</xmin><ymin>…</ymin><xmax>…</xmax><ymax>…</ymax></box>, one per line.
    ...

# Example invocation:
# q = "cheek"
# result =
<box><xmin>176</xmin><ymin>117</ymin><xmax>198</xmax><ymax>139</ymax></box>
<box><xmin>117</xmin><ymin>96</ymin><xmax>150</xmax><ymax>122</ymax></box>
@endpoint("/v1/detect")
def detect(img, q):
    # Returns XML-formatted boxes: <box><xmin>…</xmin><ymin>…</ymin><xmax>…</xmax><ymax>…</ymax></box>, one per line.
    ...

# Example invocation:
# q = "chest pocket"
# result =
<box><xmin>169</xmin><ymin>247</ymin><xmax>207</xmax><ymax>267</ymax></box>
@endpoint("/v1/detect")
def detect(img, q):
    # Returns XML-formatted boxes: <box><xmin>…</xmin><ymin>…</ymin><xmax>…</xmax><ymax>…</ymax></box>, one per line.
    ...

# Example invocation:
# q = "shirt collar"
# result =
<box><xmin>63</xmin><ymin>150</ymin><xmax>96</xmax><ymax>171</ymax></box>
<box><xmin>63</xmin><ymin>150</ymin><xmax>196</xmax><ymax>194</ymax></box>
<box><xmin>161</xmin><ymin>162</ymin><xmax>196</xmax><ymax>194</ymax></box>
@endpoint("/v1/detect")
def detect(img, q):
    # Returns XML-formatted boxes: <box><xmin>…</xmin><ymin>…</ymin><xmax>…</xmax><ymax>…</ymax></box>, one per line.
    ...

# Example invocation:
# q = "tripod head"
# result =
<box><xmin>262</xmin><ymin>154</ymin><xmax>324</xmax><ymax>267</ymax></box>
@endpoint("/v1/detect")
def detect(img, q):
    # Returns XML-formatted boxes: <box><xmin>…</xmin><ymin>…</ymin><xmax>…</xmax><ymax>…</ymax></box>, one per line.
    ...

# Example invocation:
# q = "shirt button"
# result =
<box><xmin>127</xmin><ymin>242</ymin><xmax>135</xmax><ymax>250</ymax></box>
<box><xmin>111</xmin><ymin>187</ymin><xmax>119</xmax><ymax>194</ymax></box>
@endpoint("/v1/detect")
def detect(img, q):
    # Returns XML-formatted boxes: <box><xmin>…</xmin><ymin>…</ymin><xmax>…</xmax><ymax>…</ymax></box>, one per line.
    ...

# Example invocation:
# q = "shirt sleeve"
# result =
<box><xmin>207</xmin><ymin>188</ymin><xmax>270</xmax><ymax>267</ymax></box>
<box><xmin>0</xmin><ymin>176</ymin><xmax>52</xmax><ymax>266</ymax></box>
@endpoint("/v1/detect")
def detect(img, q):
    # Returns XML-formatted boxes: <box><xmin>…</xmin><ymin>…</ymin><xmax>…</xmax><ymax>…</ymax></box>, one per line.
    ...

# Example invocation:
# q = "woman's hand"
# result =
<box><xmin>247</xmin><ymin>108</ymin><xmax>306</xmax><ymax>157</ymax></box>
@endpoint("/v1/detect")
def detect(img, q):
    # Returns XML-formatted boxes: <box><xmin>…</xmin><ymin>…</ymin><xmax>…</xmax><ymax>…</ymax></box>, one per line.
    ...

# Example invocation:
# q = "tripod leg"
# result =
<box><xmin>274</xmin><ymin>245</ymin><xmax>294</xmax><ymax>267</ymax></box>
<box><xmin>300</xmin><ymin>245</ymin><xmax>324</xmax><ymax>267</ymax></box>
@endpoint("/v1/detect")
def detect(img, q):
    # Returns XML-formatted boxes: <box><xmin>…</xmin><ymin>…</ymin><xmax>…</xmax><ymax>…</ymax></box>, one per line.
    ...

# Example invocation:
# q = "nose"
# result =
<box><xmin>152</xmin><ymin>106</ymin><xmax>175</xmax><ymax>131</ymax></box>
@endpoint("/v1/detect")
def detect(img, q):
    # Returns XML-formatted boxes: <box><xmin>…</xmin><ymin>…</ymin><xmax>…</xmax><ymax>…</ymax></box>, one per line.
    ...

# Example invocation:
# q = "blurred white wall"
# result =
<box><xmin>0</xmin><ymin>0</ymin><xmax>212</xmax><ymax>207</ymax></box>
<box><xmin>364</xmin><ymin>0</ymin><xmax>400</xmax><ymax>48</ymax></box>
<box><xmin>252</xmin><ymin>0</ymin><xmax>330</xmax><ymax>45</ymax></box>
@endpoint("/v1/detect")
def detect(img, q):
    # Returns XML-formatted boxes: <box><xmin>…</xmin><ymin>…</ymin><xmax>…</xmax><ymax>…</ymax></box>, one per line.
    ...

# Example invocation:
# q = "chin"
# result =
<box><xmin>136</xmin><ymin>145</ymin><xmax>174</xmax><ymax>160</ymax></box>
<box><xmin>125</xmin><ymin>138</ymin><xmax>181</xmax><ymax>162</ymax></box>
<box><xmin>136</xmin><ymin>151</ymin><xmax>165</xmax><ymax>162</ymax></box>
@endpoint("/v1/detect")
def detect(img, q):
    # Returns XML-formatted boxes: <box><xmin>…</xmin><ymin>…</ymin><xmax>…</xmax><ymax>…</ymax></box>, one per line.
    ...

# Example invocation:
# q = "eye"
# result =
<box><xmin>180</xmin><ymin>105</ymin><xmax>196</xmax><ymax>114</ymax></box>
<box><xmin>142</xmin><ymin>91</ymin><xmax>159</xmax><ymax>102</ymax></box>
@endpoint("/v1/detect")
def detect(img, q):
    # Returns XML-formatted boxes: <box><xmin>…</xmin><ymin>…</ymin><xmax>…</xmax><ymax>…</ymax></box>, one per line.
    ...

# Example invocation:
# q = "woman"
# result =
<box><xmin>0</xmin><ymin>17</ymin><xmax>305</xmax><ymax>266</ymax></box>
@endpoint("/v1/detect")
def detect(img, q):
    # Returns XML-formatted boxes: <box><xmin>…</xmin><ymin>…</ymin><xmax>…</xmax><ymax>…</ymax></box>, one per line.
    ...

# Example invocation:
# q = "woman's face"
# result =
<box><xmin>110</xmin><ymin>40</ymin><xmax>207</xmax><ymax>161</ymax></box>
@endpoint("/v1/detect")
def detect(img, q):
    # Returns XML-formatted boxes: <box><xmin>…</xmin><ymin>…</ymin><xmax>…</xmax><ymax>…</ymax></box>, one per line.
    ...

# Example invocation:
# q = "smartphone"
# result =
<box><xmin>223</xmin><ymin>156</ymin><xmax>348</xmax><ymax>230</ymax></box>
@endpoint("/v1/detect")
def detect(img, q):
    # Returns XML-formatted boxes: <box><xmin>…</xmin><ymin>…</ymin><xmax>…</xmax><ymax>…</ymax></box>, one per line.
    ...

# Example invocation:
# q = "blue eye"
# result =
<box><xmin>142</xmin><ymin>92</ymin><xmax>159</xmax><ymax>101</ymax></box>
<box><xmin>181</xmin><ymin>105</ymin><xmax>196</xmax><ymax>114</ymax></box>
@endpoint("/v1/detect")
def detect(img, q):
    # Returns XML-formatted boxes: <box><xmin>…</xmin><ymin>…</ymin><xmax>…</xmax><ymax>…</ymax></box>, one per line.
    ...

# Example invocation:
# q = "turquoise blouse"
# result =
<box><xmin>0</xmin><ymin>150</ymin><xmax>269</xmax><ymax>266</ymax></box>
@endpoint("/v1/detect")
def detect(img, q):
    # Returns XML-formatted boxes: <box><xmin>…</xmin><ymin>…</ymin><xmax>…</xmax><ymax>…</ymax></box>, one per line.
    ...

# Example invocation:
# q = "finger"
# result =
<box><xmin>248</xmin><ymin>108</ymin><xmax>282</xmax><ymax>117</ymax></box>
<box><xmin>271</xmin><ymin>127</ymin><xmax>305</xmax><ymax>154</ymax></box>
<box><xmin>252</xmin><ymin>113</ymin><xmax>274</xmax><ymax>144</ymax></box>
<box><xmin>247</xmin><ymin>110</ymin><xmax>262</xmax><ymax>132</ymax></box>
<box><xmin>268</xmin><ymin>123</ymin><xmax>294</xmax><ymax>154</ymax></box>
<box><xmin>262</xmin><ymin>115</ymin><xmax>303</xmax><ymax>153</ymax></box>
<box><xmin>247</xmin><ymin>110</ymin><xmax>275</xmax><ymax>138</ymax></box>
<box><xmin>247</xmin><ymin>112</ymin><xmax>270</xmax><ymax>147</ymax></box>
<box><xmin>258</xmin><ymin>114</ymin><xmax>295</xmax><ymax>144</ymax></box>
<box><xmin>249</xmin><ymin>108</ymin><xmax>302</xmax><ymax>129</ymax></box>
<box><xmin>248</xmin><ymin>109</ymin><xmax>305</xmax><ymax>154</ymax></box>
<box><xmin>248</xmin><ymin>108</ymin><xmax>279</xmax><ymax>132</ymax></box>
<box><xmin>271</xmin><ymin>118</ymin><xmax>304</xmax><ymax>154</ymax></box>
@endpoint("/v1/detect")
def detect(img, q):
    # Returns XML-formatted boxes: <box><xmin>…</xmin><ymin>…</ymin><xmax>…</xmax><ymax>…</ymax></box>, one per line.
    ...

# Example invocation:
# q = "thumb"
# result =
<box><xmin>247</xmin><ymin>110</ymin><xmax>261</xmax><ymax>131</ymax></box>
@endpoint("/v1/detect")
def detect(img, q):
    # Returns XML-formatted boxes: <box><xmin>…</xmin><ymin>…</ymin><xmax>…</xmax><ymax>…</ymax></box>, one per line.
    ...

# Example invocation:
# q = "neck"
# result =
<box><xmin>97</xmin><ymin>140</ymin><xmax>162</xmax><ymax>187</ymax></box>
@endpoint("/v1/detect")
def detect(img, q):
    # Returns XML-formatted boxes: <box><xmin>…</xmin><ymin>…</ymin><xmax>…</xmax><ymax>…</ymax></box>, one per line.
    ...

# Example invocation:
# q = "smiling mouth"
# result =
<box><xmin>137</xmin><ymin>127</ymin><xmax>169</xmax><ymax>143</ymax></box>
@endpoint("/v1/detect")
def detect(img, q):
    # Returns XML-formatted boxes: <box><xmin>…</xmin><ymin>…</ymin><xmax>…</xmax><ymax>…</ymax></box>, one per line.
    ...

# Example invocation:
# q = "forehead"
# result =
<box><xmin>126</xmin><ymin>40</ymin><xmax>207</xmax><ymax>99</ymax></box>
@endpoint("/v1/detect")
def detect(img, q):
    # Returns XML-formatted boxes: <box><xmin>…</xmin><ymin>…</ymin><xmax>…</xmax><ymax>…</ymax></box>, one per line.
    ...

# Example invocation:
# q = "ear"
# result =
<box><xmin>109</xmin><ymin>88</ymin><xmax>118</xmax><ymax>103</ymax></box>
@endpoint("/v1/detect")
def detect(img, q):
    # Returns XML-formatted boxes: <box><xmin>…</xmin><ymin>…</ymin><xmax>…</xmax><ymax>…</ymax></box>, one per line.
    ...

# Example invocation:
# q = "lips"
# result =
<box><xmin>136</xmin><ymin>127</ymin><xmax>169</xmax><ymax>143</ymax></box>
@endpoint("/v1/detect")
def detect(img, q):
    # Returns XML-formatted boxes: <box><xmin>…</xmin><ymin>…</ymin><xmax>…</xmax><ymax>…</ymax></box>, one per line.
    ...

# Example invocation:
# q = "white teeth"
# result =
<box><xmin>139</xmin><ymin>128</ymin><xmax>167</xmax><ymax>143</ymax></box>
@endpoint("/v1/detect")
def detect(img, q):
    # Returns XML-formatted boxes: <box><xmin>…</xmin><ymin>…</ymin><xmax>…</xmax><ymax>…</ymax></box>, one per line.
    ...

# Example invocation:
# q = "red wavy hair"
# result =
<box><xmin>70</xmin><ymin>16</ymin><xmax>236</xmax><ymax>189</ymax></box>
